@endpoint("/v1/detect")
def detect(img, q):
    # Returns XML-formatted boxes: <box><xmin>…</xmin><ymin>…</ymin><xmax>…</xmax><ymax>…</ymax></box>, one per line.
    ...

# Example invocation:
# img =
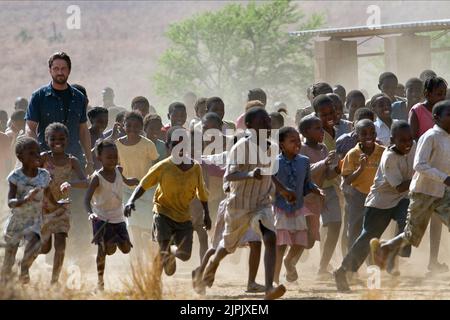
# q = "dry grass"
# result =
<box><xmin>118</xmin><ymin>252</ymin><xmax>163</xmax><ymax>300</ymax></box>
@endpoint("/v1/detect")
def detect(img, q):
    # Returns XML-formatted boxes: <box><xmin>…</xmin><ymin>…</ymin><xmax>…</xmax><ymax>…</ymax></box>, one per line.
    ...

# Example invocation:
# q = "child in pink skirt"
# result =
<box><xmin>273</xmin><ymin>127</ymin><xmax>323</xmax><ymax>284</ymax></box>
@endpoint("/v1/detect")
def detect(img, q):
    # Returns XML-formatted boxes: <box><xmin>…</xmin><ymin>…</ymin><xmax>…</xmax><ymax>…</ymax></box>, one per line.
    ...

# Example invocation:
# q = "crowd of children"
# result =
<box><xmin>2</xmin><ymin>66</ymin><xmax>450</xmax><ymax>300</ymax></box>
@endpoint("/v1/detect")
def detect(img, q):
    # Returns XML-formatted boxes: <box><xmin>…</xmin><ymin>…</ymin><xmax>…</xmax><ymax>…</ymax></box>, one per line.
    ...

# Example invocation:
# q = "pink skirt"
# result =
<box><xmin>274</xmin><ymin>206</ymin><xmax>320</xmax><ymax>247</ymax></box>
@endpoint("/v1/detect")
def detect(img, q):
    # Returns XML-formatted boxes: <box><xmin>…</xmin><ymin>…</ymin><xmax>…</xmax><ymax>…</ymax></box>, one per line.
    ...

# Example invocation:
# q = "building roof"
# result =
<box><xmin>289</xmin><ymin>19</ymin><xmax>450</xmax><ymax>38</ymax></box>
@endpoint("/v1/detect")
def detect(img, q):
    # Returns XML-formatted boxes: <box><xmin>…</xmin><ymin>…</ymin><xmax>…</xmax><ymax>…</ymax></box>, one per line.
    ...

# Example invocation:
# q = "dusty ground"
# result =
<box><xmin>1</xmin><ymin>199</ymin><xmax>450</xmax><ymax>300</ymax></box>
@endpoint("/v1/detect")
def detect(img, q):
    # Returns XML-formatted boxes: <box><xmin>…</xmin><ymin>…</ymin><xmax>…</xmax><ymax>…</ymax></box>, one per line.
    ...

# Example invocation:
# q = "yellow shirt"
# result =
<box><xmin>139</xmin><ymin>156</ymin><xmax>209</xmax><ymax>222</ymax></box>
<box><xmin>116</xmin><ymin>136</ymin><xmax>159</xmax><ymax>188</ymax></box>
<box><xmin>341</xmin><ymin>143</ymin><xmax>385</xmax><ymax>194</ymax></box>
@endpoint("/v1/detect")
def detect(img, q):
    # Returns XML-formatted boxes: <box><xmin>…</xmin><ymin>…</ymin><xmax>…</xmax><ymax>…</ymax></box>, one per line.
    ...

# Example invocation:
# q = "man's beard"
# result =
<box><xmin>52</xmin><ymin>75</ymin><xmax>68</xmax><ymax>85</ymax></box>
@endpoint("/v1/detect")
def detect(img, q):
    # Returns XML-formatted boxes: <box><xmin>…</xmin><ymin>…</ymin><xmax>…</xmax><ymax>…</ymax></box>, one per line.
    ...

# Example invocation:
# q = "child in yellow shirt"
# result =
<box><xmin>124</xmin><ymin>126</ymin><xmax>211</xmax><ymax>276</ymax></box>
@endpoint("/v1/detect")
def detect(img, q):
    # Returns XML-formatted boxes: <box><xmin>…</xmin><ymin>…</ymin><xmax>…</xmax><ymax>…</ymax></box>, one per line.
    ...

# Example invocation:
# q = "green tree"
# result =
<box><xmin>154</xmin><ymin>0</ymin><xmax>324</xmax><ymax>115</ymax></box>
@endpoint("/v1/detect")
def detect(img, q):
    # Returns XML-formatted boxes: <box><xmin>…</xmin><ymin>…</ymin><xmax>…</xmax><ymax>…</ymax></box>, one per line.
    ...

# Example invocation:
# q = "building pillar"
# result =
<box><xmin>384</xmin><ymin>34</ymin><xmax>431</xmax><ymax>83</ymax></box>
<box><xmin>314</xmin><ymin>39</ymin><xmax>359</xmax><ymax>91</ymax></box>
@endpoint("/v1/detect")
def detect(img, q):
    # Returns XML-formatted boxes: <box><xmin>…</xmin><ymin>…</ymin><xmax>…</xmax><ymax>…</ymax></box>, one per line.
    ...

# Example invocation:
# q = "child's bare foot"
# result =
<box><xmin>333</xmin><ymin>267</ymin><xmax>350</xmax><ymax>292</ymax></box>
<box><xmin>246</xmin><ymin>282</ymin><xmax>265</xmax><ymax>293</ymax></box>
<box><xmin>264</xmin><ymin>284</ymin><xmax>286</xmax><ymax>300</ymax></box>
<box><xmin>284</xmin><ymin>257</ymin><xmax>298</xmax><ymax>282</ymax></box>
<box><xmin>202</xmin><ymin>260</ymin><xmax>219</xmax><ymax>288</ymax></box>
<box><xmin>370</xmin><ymin>238</ymin><xmax>389</xmax><ymax>270</ymax></box>
<box><xmin>428</xmin><ymin>262</ymin><xmax>449</xmax><ymax>274</ymax></box>
<box><xmin>97</xmin><ymin>279</ymin><xmax>105</xmax><ymax>291</ymax></box>
<box><xmin>163</xmin><ymin>252</ymin><xmax>176</xmax><ymax>276</ymax></box>
<box><xmin>192</xmin><ymin>267</ymin><xmax>205</xmax><ymax>295</ymax></box>
<box><xmin>19</xmin><ymin>272</ymin><xmax>30</xmax><ymax>285</ymax></box>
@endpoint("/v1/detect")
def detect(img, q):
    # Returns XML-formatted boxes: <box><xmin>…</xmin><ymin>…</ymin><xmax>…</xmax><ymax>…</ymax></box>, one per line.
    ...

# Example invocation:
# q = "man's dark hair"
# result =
<box><xmin>48</xmin><ymin>52</ymin><xmax>71</xmax><ymax>70</ymax></box>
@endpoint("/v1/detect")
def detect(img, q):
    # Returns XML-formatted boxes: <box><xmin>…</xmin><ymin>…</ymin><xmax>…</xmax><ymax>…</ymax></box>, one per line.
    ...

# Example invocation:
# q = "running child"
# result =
<box><xmin>84</xmin><ymin>139</ymin><xmax>139</xmax><ymax>290</ymax></box>
<box><xmin>40</xmin><ymin>123</ymin><xmax>89</xmax><ymax>285</ymax></box>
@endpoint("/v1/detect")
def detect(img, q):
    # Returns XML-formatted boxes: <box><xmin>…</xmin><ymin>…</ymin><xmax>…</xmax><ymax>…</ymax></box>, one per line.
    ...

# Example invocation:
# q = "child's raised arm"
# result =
<box><xmin>84</xmin><ymin>175</ymin><xmax>99</xmax><ymax>219</ymax></box>
<box><xmin>69</xmin><ymin>157</ymin><xmax>89</xmax><ymax>188</ymax></box>
<box><xmin>117</xmin><ymin>166</ymin><xmax>139</xmax><ymax>187</ymax></box>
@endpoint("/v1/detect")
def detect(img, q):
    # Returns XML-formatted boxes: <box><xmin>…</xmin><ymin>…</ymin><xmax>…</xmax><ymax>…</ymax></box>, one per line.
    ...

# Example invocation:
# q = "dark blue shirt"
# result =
<box><xmin>274</xmin><ymin>153</ymin><xmax>316</xmax><ymax>213</ymax></box>
<box><xmin>25</xmin><ymin>82</ymin><xmax>87</xmax><ymax>162</ymax></box>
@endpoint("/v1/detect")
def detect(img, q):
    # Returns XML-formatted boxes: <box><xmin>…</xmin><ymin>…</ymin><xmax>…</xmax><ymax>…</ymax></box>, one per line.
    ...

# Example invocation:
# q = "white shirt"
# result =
<box><xmin>374</xmin><ymin>118</ymin><xmax>394</xmax><ymax>146</ymax></box>
<box><xmin>410</xmin><ymin>125</ymin><xmax>450</xmax><ymax>198</ymax></box>
<box><xmin>365</xmin><ymin>143</ymin><xmax>415</xmax><ymax>209</ymax></box>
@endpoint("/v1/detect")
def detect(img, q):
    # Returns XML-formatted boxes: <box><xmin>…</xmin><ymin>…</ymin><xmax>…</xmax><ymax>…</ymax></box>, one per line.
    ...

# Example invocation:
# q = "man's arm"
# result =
<box><xmin>79</xmin><ymin>122</ymin><xmax>94</xmax><ymax>174</ymax></box>
<box><xmin>25</xmin><ymin>120</ymin><xmax>38</xmax><ymax>140</ymax></box>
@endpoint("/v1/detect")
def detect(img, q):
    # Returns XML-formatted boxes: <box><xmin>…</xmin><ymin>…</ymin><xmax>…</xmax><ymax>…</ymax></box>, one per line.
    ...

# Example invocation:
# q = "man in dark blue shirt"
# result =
<box><xmin>25</xmin><ymin>52</ymin><xmax>94</xmax><ymax>173</ymax></box>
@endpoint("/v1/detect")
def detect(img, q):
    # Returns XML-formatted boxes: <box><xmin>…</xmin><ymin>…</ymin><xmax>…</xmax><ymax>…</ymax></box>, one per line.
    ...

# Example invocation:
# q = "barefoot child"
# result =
<box><xmin>311</xmin><ymin>95</ymin><xmax>343</xmax><ymax>277</ymax></box>
<box><xmin>84</xmin><ymin>139</ymin><xmax>139</xmax><ymax>290</ymax></box>
<box><xmin>408</xmin><ymin>76</ymin><xmax>448</xmax><ymax>273</ymax></box>
<box><xmin>1</xmin><ymin>137</ymin><xmax>57</xmax><ymax>284</ymax></box>
<box><xmin>273</xmin><ymin>127</ymin><xmax>322</xmax><ymax>284</ymax></box>
<box><xmin>199</xmin><ymin>107</ymin><xmax>293</xmax><ymax>300</ymax></box>
<box><xmin>40</xmin><ymin>123</ymin><xmax>88</xmax><ymax>285</ymax></box>
<box><xmin>372</xmin><ymin>101</ymin><xmax>450</xmax><ymax>275</ymax></box>
<box><xmin>124</xmin><ymin>126</ymin><xmax>211</xmax><ymax>277</ymax></box>
<box><xmin>341</xmin><ymin>119</ymin><xmax>384</xmax><ymax>252</ymax></box>
<box><xmin>334</xmin><ymin>121</ymin><xmax>415</xmax><ymax>291</ymax></box>
<box><xmin>116</xmin><ymin>112</ymin><xmax>159</xmax><ymax>256</ymax></box>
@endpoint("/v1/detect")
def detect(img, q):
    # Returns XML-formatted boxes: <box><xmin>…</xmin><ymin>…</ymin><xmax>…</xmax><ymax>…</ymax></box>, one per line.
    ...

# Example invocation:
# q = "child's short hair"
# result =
<box><xmin>87</xmin><ymin>106</ymin><xmax>108</xmax><ymax>122</ymax></box>
<box><xmin>354</xmin><ymin>108</ymin><xmax>375</xmax><ymax>122</ymax></box>
<box><xmin>298</xmin><ymin>114</ymin><xmax>321</xmax><ymax>136</ymax></box>
<box><xmin>346</xmin><ymin>90</ymin><xmax>365</xmax><ymax>103</ymax></box>
<box><xmin>124</xmin><ymin>111</ymin><xmax>144</xmax><ymax>126</ymax></box>
<box><xmin>269</xmin><ymin>112</ymin><xmax>284</xmax><ymax>127</ymax></box>
<box><xmin>143</xmin><ymin>114</ymin><xmax>162</xmax><ymax>130</ymax></box>
<box><xmin>369</xmin><ymin>93</ymin><xmax>391</xmax><ymax>110</ymax></box>
<box><xmin>15</xmin><ymin>136</ymin><xmax>39</xmax><ymax>157</ymax></box>
<box><xmin>432</xmin><ymin>100</ymin><xmax>450</xmax><ymax>118</ymax></box>
<box><xmin>405</xmin><ymin>77</ymin><xmax>423</xmax><ymax>89</ymax></box>
<box><xmin>248</xmin><ymin>88</ymin><xmax>267</xmax><ymax>105</ymax></box>
<box><xmin>202</xmin><ymin>112</ymin><xmax>223</xmax><ymax>127</ymax></box>
<box><xmin>312</xmin><ymin>82</ymin><xmax>333</xmax><ymax>98</ymax></box>
<box><xmin>391</xmin><ymin>120</ymin><xmax>411</xmax><ymax>138</ymax></box>
<box><xmin>355</xmin><ymin>119</ymin><xmax>375</xmax><ymax>135</ymax></box>
<box><xmin>72</xmin><ymin>83</ymin><xmax>87</xmax><ymax>98</ymax></box>
<box><xmin>327</xmin><ymin>93</ymin><xmax>343</xmax><ymax>108</ymax></box>
<box><xmin>10</xmin><ymin>110</ymin><xmax>25</xmax><ymax>122</ymax></box>
<box><xmin>194</xmin><ymin>97</ymin><xmax>207</xmax><ymax>113</ymax></box>
<box><xmin>278</xmin><ymin>126</ymin><xmax>297</xmax><ymax>143</ymax></box>
<box><xmin>424</xmin><ymin>76</ymin><xmax>448</xmax><ymax>94</ymax></box>
<box><xmin>131</xmin><ymin>96</ymin><xmax>150</xmax><ymax>111</ymax></box>
<box><xmin>45</xmin><ymin>122</ymin><xmax>69</xmax><ymax>141</ymax></box>
<box><xmin>97</xmin><ymin>139</ymin><xmax>117</xmax><ymax>156</ymax></box>
<box><xmin>245</xmin><ymin>100</ymin><xmax>264</xmax><ymax>111</ymax></box>
<box><xmin>419</xmin><ymin>69</ymin><xmax>437</xmax><ymax>82</ymax></box>
<box><xmin>168</xmin><ymin>102</ymin><xmax>186</xmax><ymax>115</ymax></box>
<box><xmin>378</xmin><ymin>72</ymin><xmax>398</xmax><ymax>86</ymax></box>
<box><xmin>244</xmin><ymin>107</ymin><xmax>268</xmax><ymax>126</ymax></box>
<box><xmin>312</xmin><ymin>94</ymin><xmax>333</xmax><ymax>114</ymax></box>
<box><xmin>206</xmin><ymin>97</ymin><xmax>224</xmax><ymax>111</ymax></box>
<box><xmin>166</xmin><ymin>126</ymin><xmax>186</xmax><ymax>148</ymax></box>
